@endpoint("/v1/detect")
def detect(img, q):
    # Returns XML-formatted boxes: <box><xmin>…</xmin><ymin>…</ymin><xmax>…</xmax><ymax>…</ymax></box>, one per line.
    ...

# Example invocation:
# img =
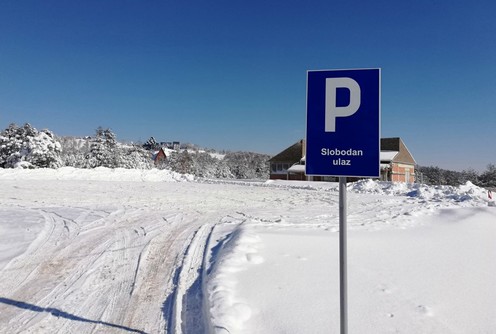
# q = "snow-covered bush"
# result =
<box><xmin>0</xmin><ymin>123</ymin><xmax>62</xmax><ymax>168</ymax></box>
<box><xmin>58</xmin><ymin>136</ymin><xmax>91</xmax><ymax>168</ymax></box>
<box><xmin>166</xmin><ymin>150</ymin><xmax>195</xmax><ymax>175</ymax></box>
<box><xmin>117</xmin><ymin>145</ymin><xmax>154</xmax><ymax>169</ymax></box>
<box><xmin>59</xmin><ymin>129</ymin><xmax>153</xmax><ymax>169</ymax></box>
<box><xmin>164</xmin><ymin>150</ymin><xmax>269</xmax><ymax>180</ymax></box>
<box><xmin>224</xmin><ymin>151</ymin><xmax>270</xmax><ymax>179</ymax></box>
<box><xmin>0</xmin><ymin>123</ymin><xmax>271</xmax><ymax>176</ymax></box>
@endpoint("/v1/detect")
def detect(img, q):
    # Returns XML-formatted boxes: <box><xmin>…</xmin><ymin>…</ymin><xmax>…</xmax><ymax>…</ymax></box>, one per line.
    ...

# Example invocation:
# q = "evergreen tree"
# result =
<box><xmin>224</xmin><ymin>151</ymin><xmax>270</xmax><ymax>179</ymax></box>
<box><xmin>118</xmin><ymin>145</ymin><xmax>154</xmax><ymax>169</ymax></box>
<box><xmin>27</xmin><ymin>129</ymin><xmax>63</xmax><ymax>168</ymax></box>
<box><xmin>460</xmin><ymin>168</ymin><xmax>479</xmax><ymax>185</ymax></box>
<box><xmin>479</xmin><ymin>164</ymin><xmax>496</xmax><ymax>188</ymax></box>
<box><xmin>0</xmin><ymin>123</ymin><xmax>62</xmax><ymax>168</ymax></box>
<box><xmin>87</xmin><ymin>127</ymin><xmax>118</xmax><ymax>168</ymax></box>
<box><xmin>166</xmin><ymin>150</ymin><xmax>194</xmax><ymax>174</ymax></box>
<box><xmin>143</xmin><ymin>137</ymin><xmax>158</xmax><ymax>150</ymax></box>
<box><xmin>214</xmin><ymin>158</ymin><xmax>234</xmax><ymax>179</ymax></box>
<box><xmin>417</xmin><ymin>165</ymin><xmax>492</xmax><ymax>187</ymax></box>
<box><xmin>59</xmin><ymin>136</ymin><xmax>91</xmax><ymax>168</ymax></box>
<box><xmin>192</xmin><ymin>152</ymin><xmax>214</xmax><ymax>178</ymax></box>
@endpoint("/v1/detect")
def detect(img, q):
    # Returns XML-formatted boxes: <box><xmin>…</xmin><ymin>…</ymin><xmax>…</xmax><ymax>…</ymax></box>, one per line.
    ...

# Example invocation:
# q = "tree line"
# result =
<box><xmin>417</xmin><ymin>165</ymin><xmax>496</xmax><ymax>188</ymax></box>
<box><xmin>0</xmin><ymin>123</ymin><xmax>270</xmax><ymax>180</ymax></box>
<box><xmin>1</xmin><ymin>123</ymin><xmax>494</xmax><ymax>186</ymax></box>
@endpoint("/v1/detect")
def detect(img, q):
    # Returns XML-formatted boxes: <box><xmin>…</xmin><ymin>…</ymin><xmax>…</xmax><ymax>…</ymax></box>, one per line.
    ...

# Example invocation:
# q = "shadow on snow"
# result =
<box><xmin>0</xmin><ymin>297</ymin><xmax>148</xmax><ymax>334</ymax></box>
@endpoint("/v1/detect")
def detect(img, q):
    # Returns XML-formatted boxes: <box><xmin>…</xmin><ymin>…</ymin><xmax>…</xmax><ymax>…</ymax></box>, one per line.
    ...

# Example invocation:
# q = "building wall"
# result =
<box><xmin>288</xmin><ymin>173</ymin><xmax>306</xmax><ymax>181</ymax></box>
<box><xmin>270</xmin><ymin>162</ymin><xmax>292</xmax><ymax>179</ymax></box>
<box><xmin>271</xmin><ymin>163</ymin><xmax>415</xmax><ymax>183</ymax></box>
<box><xmin>270</xmin><ymin>173</ymin><xmax>289</xmax><ymax>180</ymax></box>
<box><xmin>394</xmin><ymin>140</ymin><xmax>416</xmax><ymax>165</ymax></box>
<box><xmin>391</xmin><ymin>163</ymin><xmax>415</xmax><ymax>183</ymax></box>
<box><xmin>269</xmin><ymin>138</ymin><xmax>416</xmax><ymax>183</ymax></box>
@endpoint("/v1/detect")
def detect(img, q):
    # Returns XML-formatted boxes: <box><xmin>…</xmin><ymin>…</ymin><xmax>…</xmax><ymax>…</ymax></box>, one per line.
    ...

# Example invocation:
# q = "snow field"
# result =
<box><xmin>205</xmin><ymin>179</ymin><xmax>495</xmax><ymax>333</ymax></box>
<box><xmin>0</xmin><ymin>168</ymin><xmax>494</xmax><ymax>334</ymax></box>
<box><xmin>0</xmin><ymin>166</ymin><xmax>194</xmax><ymax>182</ymax></box>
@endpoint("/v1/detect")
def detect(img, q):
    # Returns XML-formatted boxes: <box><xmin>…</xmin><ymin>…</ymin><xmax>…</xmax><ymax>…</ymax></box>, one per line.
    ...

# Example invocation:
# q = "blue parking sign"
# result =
<box><xmin>306</xmin><ymin>69</ymin><xmax>380</xmax><ymax>177</ymax></box>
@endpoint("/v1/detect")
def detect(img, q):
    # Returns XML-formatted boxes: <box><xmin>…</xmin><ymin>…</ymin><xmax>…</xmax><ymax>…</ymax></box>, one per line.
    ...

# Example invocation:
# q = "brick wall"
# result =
<box><xmin>391</xmin><ymin>163</ymin><xmax>415</xmax><ymax>183</ymax></box>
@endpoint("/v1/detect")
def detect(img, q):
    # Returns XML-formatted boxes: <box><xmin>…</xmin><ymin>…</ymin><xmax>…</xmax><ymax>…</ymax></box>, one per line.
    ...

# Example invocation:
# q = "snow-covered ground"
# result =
<box><xmin>0</xmin><ymin>168</ymin><xmax>494</xmax><ymax>334</ymax></box>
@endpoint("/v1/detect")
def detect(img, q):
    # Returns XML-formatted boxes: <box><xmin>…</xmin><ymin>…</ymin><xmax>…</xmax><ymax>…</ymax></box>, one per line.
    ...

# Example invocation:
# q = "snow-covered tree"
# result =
<box><xmin>191</xmin><ymin>152</ymin><xmax>215</xmax><ymax>178</ymax></box>
<box><xmin>58</xmin><ymin>136</ymin><xmax>91</xmax><ymax>168</ymax></box>
<box><xmin>59</xmin><ymin>134</ymin><xmax>153</xmax><ymax>169</ymax></box>
<box><xmin>117</xmin><ymin>145</ymin><xmax>154</xmax><ymax>169</ymax></box>
<box><xmin>166</xmin><ymin>150</ymin><xmax>194</xmax><ymax>174</ymax></box>
<box><xmin>87</xmin><ymin>127</ymin><xmax>118</xmax><ymax>168</ymax></box>
<box><xmin>143</xmin><ymin>137</ymin><xmax>159</xmax><ymax>151</ymax></box>
<box><xmin>214</xmin><ymin>159</ymin><xmax>234</xmax><ymax>179</ymax></box>
<box><xmin>460</xmin><ymin>168</ymin><xmax>479</xmax><ymax>185</ymax></box>
<box><xmin>0</xmin><ymin>123</ymin><xmax>271</xmax><ymax>176</ymax></box>
<box><xmin>479</xmin><ymin>164</ymin><xmax>496</xmax><ymax>188</ymax></box>
<box><xmin>224</xmin><ymin>151</ymin><xmax>270</xmax><ymax>179</ymax></box>
<box><xmin>417</xmin><ymin>165</ymin><xmax>494</xmax><ymax>187</ymax></box>
<box><xmin>27</xmin><ymin>129</ymin><xmax>63</xmax><ymax>168</ymax></box>
<box><xmin>0</xmin><ymin>123</ymin><xmax>62</xmax><ymax>168</ymax></box>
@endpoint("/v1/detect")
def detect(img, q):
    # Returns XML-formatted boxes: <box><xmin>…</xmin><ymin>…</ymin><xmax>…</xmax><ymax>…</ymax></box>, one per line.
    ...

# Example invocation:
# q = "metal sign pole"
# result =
<box><xmin>339</xmin><ymin>176</ymin><xmax>348</xmax><ymax>334</ymax></box>
<box><xmin>306</xmin><ymin>68</ymin><xmax>380</xmax><ymax>334</ymax></box>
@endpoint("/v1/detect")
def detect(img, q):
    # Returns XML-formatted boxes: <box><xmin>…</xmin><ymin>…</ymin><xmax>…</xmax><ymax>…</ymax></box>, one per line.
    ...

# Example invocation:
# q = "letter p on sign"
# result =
<box><xmin>325</xmin><ymin>77</ymin><xmax>361</xmax><ymax>132</ymax></box>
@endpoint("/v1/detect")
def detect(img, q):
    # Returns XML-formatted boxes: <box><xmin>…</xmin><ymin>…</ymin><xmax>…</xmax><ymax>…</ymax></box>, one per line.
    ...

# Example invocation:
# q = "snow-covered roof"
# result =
<box><xmin>287</xmin><ymin>164</ymin><xmax>305</xmax><ymax>173</ymax></box>
<box><xmin>380</xmin><ymin>151</ymin><xmax>398</xmax><ymax>162</ymax></box>
<box><xmin>161</xmin><ymin>147</ymin><xmax>176</xmax><ymax>155</ymax></box>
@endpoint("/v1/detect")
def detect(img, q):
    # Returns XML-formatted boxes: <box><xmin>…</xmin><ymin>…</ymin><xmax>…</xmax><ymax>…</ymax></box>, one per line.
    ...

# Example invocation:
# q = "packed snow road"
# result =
<box><xmin>0</xmin><ymin>173</ymin><xmax>343</xmax><ymax>334</ymax></box>
<box><xmin>0</xmin><ymin>175</ymin><xmax>273</xmax><ymax>334</ymax></box>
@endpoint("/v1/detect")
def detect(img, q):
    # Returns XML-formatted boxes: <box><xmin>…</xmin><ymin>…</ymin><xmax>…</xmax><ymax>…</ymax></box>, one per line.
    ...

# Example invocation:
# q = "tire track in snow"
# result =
<box><xmin>0</xmin><ymin>206</ymin><xmax>190</xmax><ymax>334</ymax></box>
<box><xmin>0</xmin><ymin>209</ymin><xmax>78</xmax><ymax>295</ymax></box>
<box><xmin>171</xmin><ymin>223</ymin><xmax>214</xmax><ymax>334</ymax></box>
<box><xmin>168</xmin><ymin>213</ymin><xmax>247</xmax><ymax>334</ymax></box>
<box><xmin>55</xmin><ymin>211</ymin><xmax>195</xmax><ymax>334</ymax></box>
<box><xmin>123</xmin><ymin>217</ymin><xmax>201</xmax><ymax>334</ymax></box>
<box><xmin>1</xmin><ymin>179</ymin><xmax>312</xmax><ymax>333</ymax></box>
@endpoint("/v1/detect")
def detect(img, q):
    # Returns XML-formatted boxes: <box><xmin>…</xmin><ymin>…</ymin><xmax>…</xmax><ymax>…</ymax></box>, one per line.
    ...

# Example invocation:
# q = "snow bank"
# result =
<box><xmin>267</xmin><ymin>179</ymin><xmax>491</xmax><ymax>205</ymax></box>
<box><xmin>0</xmin><ymin>167</ymin><xmax>194</xmax><ymax>182</ymax></box>
<box><xmin>352</xmin><ymin>179</ymin><xmax>489</xmax><ymax>204</ymax></box>
<box><xmin>207</xmin><ymin>229</ymin><xmax>265</xmax><ymax>333</ymax></box>
<box><xmin>2</xmin><ymin>168</ymin><xmax>489</xmax><ymax>207</ymax></box>
<box><xmin>207</xmin><ymin>199</ymin><xmax>496</xmax><ymax>333</ymax></box>
<box><xmin>204</xmin><ymin>179</ymin><xmax>494</xmax><ymax>333</ymax></box>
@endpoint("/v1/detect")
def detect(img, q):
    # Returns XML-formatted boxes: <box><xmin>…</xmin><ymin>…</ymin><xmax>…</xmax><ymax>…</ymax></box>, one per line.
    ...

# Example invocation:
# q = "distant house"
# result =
<box><xmin>269</xmin><ymin>140</ymin><xmax>307</xmax><ymax>181</ymax></box>
<box><xmin>268</xmin><ymin>137</ymin><xmax>416</xmax><ymax>183</ymax></box>
<box><xmin>380</xmin><ymin>137</ymin><xmax>416</xmax><ymax>183</ymax></box>
<box><xmin>152</xmin><ymin>147</ymin><xmax>167</xmax><ymax>165</ymax></box>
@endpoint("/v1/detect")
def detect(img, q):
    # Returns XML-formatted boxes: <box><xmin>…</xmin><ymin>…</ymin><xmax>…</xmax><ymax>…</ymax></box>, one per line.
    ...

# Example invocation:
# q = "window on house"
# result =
<box><xmin>271</xmin><ymin>163</ymin><xmax>290</xmax><ymax>173</ymax></box>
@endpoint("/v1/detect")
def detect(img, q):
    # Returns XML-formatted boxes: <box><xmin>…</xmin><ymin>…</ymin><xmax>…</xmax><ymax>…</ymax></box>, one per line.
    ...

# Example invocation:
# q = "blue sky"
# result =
<box><xmin>1</xmin><ymin>1</ymin><xmax>495</xmax><ymax>171</ymax></box>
